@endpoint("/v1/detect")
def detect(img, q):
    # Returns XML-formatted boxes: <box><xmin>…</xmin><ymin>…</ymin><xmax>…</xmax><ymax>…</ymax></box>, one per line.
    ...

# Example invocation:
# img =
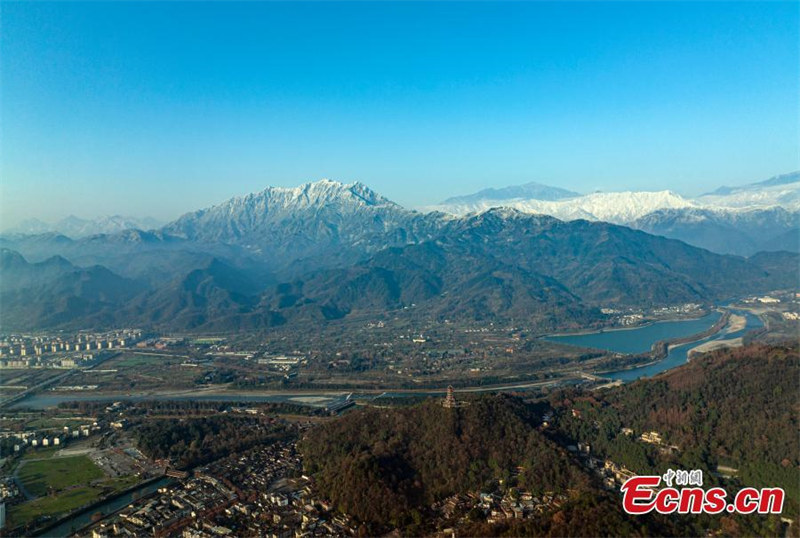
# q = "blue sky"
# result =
<box><xmin>2</xmin><ymin>1</ymin><xmax>798</xmax><ymax>226</ymax></box>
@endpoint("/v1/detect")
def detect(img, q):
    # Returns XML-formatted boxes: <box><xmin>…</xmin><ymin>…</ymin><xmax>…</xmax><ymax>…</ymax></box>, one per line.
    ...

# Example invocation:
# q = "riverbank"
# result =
<box><xmin>602</xmin><ymin>310</ymin><xmax>763</xmax><ymax>382</ymax></box>
<box><xmin>723</xmin><ymin>314</ymin><xmax>747</xmax><ymax>333</ymax></box>
<box><xmin>686</xmin><ymin>313</ymin><xmax>747</xmax><ymax>358</ymax></box>
<box><xmin>543</xmin><ymin>309</ymin><xmax>710</xmax><ymax>338</ymax></box>
<box><xmin>595</xmin><ymin>310</ymin><xmax>730</xmax><ymax>376</ymax></box>
<box><xmin>32</xmin><ymin>475</ymin><xmax>171</xmax><ymax>538</ymax></box>
<box><xmin>545</xmin><ymin>311</ymin><xmax>722</xmax><ymax>355</ymax></box>
<box><xmin>688</xmin><ymin>337</ymin><xmax>744</xmax><ymax>357</ymax></box>
<box><xmin>660</xmin><ymin>310</ymin><xmax>730</xmax><ymax>353</ymax></box>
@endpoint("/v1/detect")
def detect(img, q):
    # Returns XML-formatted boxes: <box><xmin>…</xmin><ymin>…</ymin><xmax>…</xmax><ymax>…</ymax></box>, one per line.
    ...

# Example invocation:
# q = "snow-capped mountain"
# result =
<box><xmin>161</xmin><ymin>179</ymin><xmax>446</xmax><ymax>273</ymax></box>
<box><xmin>635</xmin><ymin>173</ymin><xmax>800</xmax><ymax>254</ymax></box>
<box><xmin>2</xmin><ymin>177</ymin><xmax>798</xmax><ymax>332</ymax></box>
<box><xmin>5</xmin><ymin>173</ymin><xmax>798</xmax><ymax>272</ymax></box>
<box><xmin>428</xmin><ymin>172</ymin><xmax>800</xmax><ymax>255</ymax></box>
<box><xmin>431</xmin><ymin>171</ymin><xmax>800</xmax><ymax>222</ymax></box>
<box><xmin>428</xmin><ymin>190</ymin><xmax>698</xmax><ymax>224</ymax></box>
<box><xmin>4</xmin><ymin>215</ymin><xmax>164</xmax><ymax>238</ymax></box>
<box><xmin>4</xmin><ymin>218</ymin><xmax>53</xmax><ymax>235</ymax></box>
<box><xmin>696</xmin><ymin>171</ymin><xmax>800</xmax><ymax>210</ymax></box>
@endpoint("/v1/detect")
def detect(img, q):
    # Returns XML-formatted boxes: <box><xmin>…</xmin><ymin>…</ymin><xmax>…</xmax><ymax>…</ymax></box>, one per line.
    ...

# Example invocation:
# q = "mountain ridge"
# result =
<box><xmin>4</xmin><ymin>215</ymin><xmax>164</xmax><ymax>239</ymax></box>
<box><xmin>442</xmin><ymin>181</ymin><xmax>579</xmax><ymax>205</ymax></box>
<box><xmin>430</xmin><ymin>172</ymin><xmax>800</xmax><ymax>255</ymax></box>
<box><xmin>0</xmin><ymin>179</ymin><xmax>796</xmax><ymax>332</ymax></box>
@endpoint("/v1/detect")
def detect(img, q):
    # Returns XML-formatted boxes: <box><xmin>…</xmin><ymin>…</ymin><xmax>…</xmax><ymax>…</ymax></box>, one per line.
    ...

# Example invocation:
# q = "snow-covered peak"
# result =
<box><xmin>231</xmin><ymin>179</ymin><xmax>397</xmax><ymax>212</ymax></box>
<box><xmin>428</xmin><ymin>189</ymin><xmax>697</xmax><ymax>224</ymax></box>
<box><xmin>570</xmin><ymin>190</ymin><xmax>698</xmax><ymax>222</ymax></box>
<box><xmin>427</xmin><ymin>172</ymin><xmax>800</xmax><ymax>225</ymax></box>
<box><xmin>697</xmin><ymin>174</ymin><xmax>800</xmax><ymax>210</ymax></box>
<box><xmin>161</xmin><ymin>178</ymin><xmax>433</xmax><ymax>249</ymax></box>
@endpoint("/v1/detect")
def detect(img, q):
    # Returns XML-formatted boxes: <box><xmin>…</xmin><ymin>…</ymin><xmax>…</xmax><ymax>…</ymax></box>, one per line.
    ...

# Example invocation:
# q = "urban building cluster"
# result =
<box><xmin>434</xmin><ymin>487</ymin><xmax>569</xmax><ymax>526</ymax></box>
<box><xmin>0</xmin><ymin>330</ymin><xmax>142</xmax><ymax>368</ymax></box>
<box><xmin>83</xmin><ymin>437</ymin><xmax>357</xmax><ymax>538</ymax></box>
<box><xmin>1</xmin><ymin>422</ymin><xmax>101</xmax><ymax>455</ymax></box>
<box><xmin>738</xmin><ymin>290</ymin><xmax>800</xmax><ymax>308</ymax></box>
<box><xmin>0</xmin><ymin>477</ymin><xmax>19</xmax><ymax>504</ymax></box>
<box><xmin>600</xmin><ymin>303</ymin><xmax>703</xmax><ymax>326</ymax></box>
<box><xmin>89</xmin><ymin>474</ymin><xmax>237</xmax><ymax>537</ymax></box>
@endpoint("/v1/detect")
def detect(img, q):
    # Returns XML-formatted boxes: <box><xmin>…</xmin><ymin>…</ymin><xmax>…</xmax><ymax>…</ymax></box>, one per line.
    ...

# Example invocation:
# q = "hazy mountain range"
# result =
<box><xmin>1</xmin><ymin>178</ymin><xmax>796</xmax><ymax>332</ymax></box>
<box><xmin>441</xmin><ymin>182</ymin><xmax>579</xmax><ymax>205</ymax></box>
<box><xmin>6</xmin><ymin>172</ymin><xmax>797</xmax><ymax>255</ymax></box>
<box><xmin>430</xmin><ymin>171</ymin><xmax>800</xmax><ymax>255</ymax></box>
<box><xmin>4</xmin><ymin>215</ymin><xmax>164</xmax><ymax>239</ymax></box>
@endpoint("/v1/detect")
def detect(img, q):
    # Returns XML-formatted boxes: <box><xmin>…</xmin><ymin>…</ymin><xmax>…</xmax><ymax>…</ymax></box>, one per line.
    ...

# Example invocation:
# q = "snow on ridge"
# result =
<box><xmin>426</xmin><ymin>190</ymin><xmax>698</xmax><ymax>224</ymax></box>
<box><xmin>239</xmin><ymin>179</ymin><xmax>397</xmax><ymax>210</ymax></box>
<box><xmin>696</xmin><ymin>181</ymin><xmax>800</xmax><ymax>211</ymax></box>
<box><xmin>188</xmin><ymin>179</ymin><xmax>399</xmax><ymax>223</ymax></box>
<box><xmin>427</xmin><ymin>177</ymin><xmax>800</xmax><ymax>224</ymax></box>
<box><xmin>3</xmin><ymin>215</ymin><xmax>164</xmax><ymax>238</ymax></box>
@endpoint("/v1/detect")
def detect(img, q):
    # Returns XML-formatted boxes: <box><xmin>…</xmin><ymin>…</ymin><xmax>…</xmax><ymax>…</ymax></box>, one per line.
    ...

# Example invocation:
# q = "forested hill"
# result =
<box><xmin>301</xmin><ymin>395</ymin><xmax>701</xmax><ymax>536</ymax></box>
<box><xmin>301</xmin><ymin>345</ymin><xmax>798</xmax><ymax>536</ymax></box>
<box><xmin>553</xmin><ymin>342</ymin><xmax>799</xmax><ymax>530</ymax></box>
<box><xmin>301</xmin><ymin>396</ymin><xmax>593</xmax><ymax>529</ymax></box>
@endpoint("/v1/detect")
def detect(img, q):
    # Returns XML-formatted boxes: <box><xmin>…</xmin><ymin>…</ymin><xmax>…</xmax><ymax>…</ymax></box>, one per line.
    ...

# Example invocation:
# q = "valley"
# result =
<box><xmin>3</xmin><ymin>290</ymin><xmax>794</xmax><ymax>412</ymax></box>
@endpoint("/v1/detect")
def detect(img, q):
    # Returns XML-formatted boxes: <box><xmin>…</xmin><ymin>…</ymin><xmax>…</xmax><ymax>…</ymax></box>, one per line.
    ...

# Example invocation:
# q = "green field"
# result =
<box><xmin>7</xmin><ymin>475</ymin><xmax>140</xmax><ymax>529</ymax></box>
<box><xmin>9</xmin><ymin>454</ymin><xmax>141</xmax><ymax>530</ymax></box>
<box><xmin>7</xmin><ymin>485</ymin><xmax>103</xmax><ymax>528</ymax></box>
<box><xmin>18</xmin><ymin>456</ymin><xmax>104</xmax><ymax>496</ymax></box>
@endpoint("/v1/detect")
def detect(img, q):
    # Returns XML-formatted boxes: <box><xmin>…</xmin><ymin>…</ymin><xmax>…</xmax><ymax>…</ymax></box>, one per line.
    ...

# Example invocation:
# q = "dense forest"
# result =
<box><xmin>552</xmin><ymin>342</ymin><xmax>798</xmax><ymax>534</ymax></box>
<box><xmin>301</xmin><ymin>343</ymin><xmax>798</xmax><ymax>536</ymax></box>
<box><xmin>133</xmin><ymin>415</ymin><xmax>294</xmax><ymax>469</ymax></box>
<box><xmin>299</xmin><ymin>394</ymin><xmax>721</xmax><ymax>536</ymax></box>
<box><xmin>300</xmin><ymin>395</ymin><xmax>587</xmax><ymax>529</ymax></box>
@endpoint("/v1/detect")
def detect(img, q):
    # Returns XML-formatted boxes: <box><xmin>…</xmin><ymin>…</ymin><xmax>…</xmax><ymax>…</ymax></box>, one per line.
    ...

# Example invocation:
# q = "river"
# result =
<box><xmin>548</xmin><ymin>310</ymin><xmax>762</xmax><ymax>382</ymax></box>
<box><xmin>10</xmin><ymin>391</ymin><xmax>344</xmax><ymax>410</ymax></box>
<box><xmin>545</xmin><ymin>312</ymin><xmax>723</xmax><ymax>354</ymax></box>
<box><xmin>36</xmin><ymin>477</ymin><xmax>172</xmax><ymax>538</ymax></box>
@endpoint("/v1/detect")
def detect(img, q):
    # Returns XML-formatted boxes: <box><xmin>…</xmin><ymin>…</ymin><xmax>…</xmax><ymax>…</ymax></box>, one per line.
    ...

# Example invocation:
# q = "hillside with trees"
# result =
<box><xmin>133</xmin><ymin>415</ymin><xmax>294</xmax><ymax>469</ymax></box>
<box><xmin>552</xmin><ymin>342</ymin><xmax>798</xmax><ymax>535</ymax></box>
<box><xmin>300</xmin><ymin>394</ymin><xmax>720</xmax><ymax>536</ymax></box>
<box><xmin>301</xmin><ymin>344</ymin><xmax>798</xmax><ymax>536</ymax></box>
<box><xmin>300</xmin><ymin>395</ymin><xmax>586</xmax><ymax>529</ymax></box>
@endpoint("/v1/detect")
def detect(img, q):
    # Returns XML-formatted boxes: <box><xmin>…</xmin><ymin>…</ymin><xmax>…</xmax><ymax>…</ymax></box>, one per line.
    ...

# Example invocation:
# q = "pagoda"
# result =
<box><xmin>442</xmin><ymin>385</ymin><xmax>457</xmax><ymax>408</ymax></box>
